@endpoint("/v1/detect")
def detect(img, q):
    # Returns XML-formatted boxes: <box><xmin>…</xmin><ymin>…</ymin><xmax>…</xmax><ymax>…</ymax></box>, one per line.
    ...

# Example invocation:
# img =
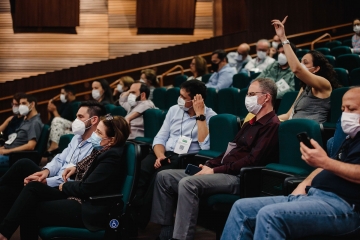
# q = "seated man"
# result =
<box><xmin>0</xmin><ymin>94</ymin><xmax>43</xmax><ymax>166</ymax></box>
<box><xmin>119</xmin><ymin>82</ymin><xmax>155</xmax><ymax>139</ymax></box>
<box><xmin>206</xmin><ymin>49</ymin><xmax>237</xmax><ymax>90</ymax></box>
<box><xmin>151</xmin><ymin>78</ymin><xmax>280</xmax><ymax>240</ymax></box>
<box><xmin>269</xmin><ymin>34</ymin><xmax>282</xmax><ymax>59</ymax></box>
<box><xmin>243</xmin><ymin>39</ymin><xmax>275</xmax><ymax>73</ymax></box>
<box><xmin>227</xmin><ymin>43</ymin><xmax>252</xmax><ymax>72</ymax></box>
<box><xmin>256</xmin><ymin>42</ymin><xmax>296</xmax><ymax>109</ymax></box>
<box><xmin>221</xmin><ymin>87</ymin><xmax>360</xmax><ymax>240</ymax></box>
<box><xmin>131</xmin><ymin>80</ymin><xmax>217</xmax><ymax>228</ymax></box>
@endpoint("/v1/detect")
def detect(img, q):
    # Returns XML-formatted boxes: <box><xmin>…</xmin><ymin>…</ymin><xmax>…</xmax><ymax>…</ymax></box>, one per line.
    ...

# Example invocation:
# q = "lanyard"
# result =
<box><xmin>180</xmin><ymin>111</ymin><xmax>197</xmax><ymax>139</ymax></box>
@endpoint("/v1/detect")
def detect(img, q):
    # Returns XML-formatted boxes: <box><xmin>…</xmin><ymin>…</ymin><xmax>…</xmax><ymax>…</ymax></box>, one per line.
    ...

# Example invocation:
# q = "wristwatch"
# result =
<box><xmin>282</xmin><ymin>39</ymin><xmax>290</xmax><ymax>45</ymax></box>
<box><xmin>196</xmin><ymin>114</ymin><xmax>206</xmax><ymax>121</ymax></box>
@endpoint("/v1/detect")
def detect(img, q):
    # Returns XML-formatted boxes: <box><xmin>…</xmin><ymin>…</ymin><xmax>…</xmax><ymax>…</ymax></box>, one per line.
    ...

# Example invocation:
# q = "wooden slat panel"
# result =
<box><xmin>108</xmin><ymin>0</ymin><xmax>136</xmax><ymax>15</ymax></box>
<box><xmin>80</xmin><ymin>0</ymin><xmax>107</xmax><ymax>13</ymax></box>
<box><xmin>195</xmin><ymin>1</ymin><xmax>213</xmax><ymax>16</ymax></box>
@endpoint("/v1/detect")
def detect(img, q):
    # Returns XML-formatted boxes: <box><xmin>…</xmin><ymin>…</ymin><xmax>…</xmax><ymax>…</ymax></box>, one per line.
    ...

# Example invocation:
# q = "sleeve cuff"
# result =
<box><xmin>199</xmin><ymin>134</ymin><xmax>210</xmax><ymax>150</ymax></box>
<box><xmin>213</xmin><ymin>166</ymin><xmax>226</xmax><ymax>174</ymax></box>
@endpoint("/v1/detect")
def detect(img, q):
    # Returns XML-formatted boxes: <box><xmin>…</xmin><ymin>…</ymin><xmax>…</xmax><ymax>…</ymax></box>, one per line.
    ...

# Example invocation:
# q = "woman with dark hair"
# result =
<box><xmin>140</xmin><ymin>69</ymin><xmax>158</xmax><ymax>100</ymax></box>
<box><xmin>274</xmin><ymin>16</ymin><xmax>339</xmax><ymax>123</ymax></box>
<box><xmin>352</xmin><ymin>18</ymin><xmax>360</xmax><ymax>54</ymax></box>
<box><xmin>92</xmin><ymin>79</ymin><xmax>114</xmax><ymax>105</ymax></box>
<box><xmin>0</xmin><ymin>115</ymin><xmax>130</xmax><ymax>240</ymax></box>
<box><xmin>187</xmin><ymin>55</ymin><xmax>208</xmax><ymax>81</ymax></box>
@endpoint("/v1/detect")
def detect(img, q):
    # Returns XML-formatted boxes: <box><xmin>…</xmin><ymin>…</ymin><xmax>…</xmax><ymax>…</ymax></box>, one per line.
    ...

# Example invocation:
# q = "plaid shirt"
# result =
<box><xmin>352</xmin><ymin>34</ymin><xmax>360</xmax><ymax>54</ymax></box>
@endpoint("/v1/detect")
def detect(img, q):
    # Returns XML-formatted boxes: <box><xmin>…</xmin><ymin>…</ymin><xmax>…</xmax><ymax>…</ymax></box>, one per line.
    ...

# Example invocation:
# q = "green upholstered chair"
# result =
<box><xmin>201</xmin><ymin>73</ymin><xmax>213</xmax><ymax>84</ymax></box>
<box><xmin>232</xmin><ymin>72</ymin><xmax>250</xmax><ymax>89</ymax></box>
<box><xmin>324</xmin><ymin>40</ymin><xmax>342</xmax><ymax>49</ymax></box>
<box><xmin>111</xmin><ymin>105</ymin><xmax>127</xmax><ymax>117</ymax></box>
<box><xmin>350</xmin><ymin>67</ymin><xmax>360</xmax><ymax>86</ymax></box>
<box><xmin>173</xmin><ymin>74</ymin><xmax>187</xmax><ymax>87</ymax></box>
<box><xmin>104</xmin><ymin>104</ymin><xmax>116</xmax><ymax>114</ymax></box>
<box><xmin>58</xmin><ymin>134</ymin><xmax>74</xmax><ymax>153</ymax></box>
<box><xmin>296</xmin><ymin>48</ymin><xmax>310</xmax><ymax>59</ymax></box>
<box><xmin>324</xmin><ymin>55</ymin><xmax>336</xmax><ymax>68</ymax></box>
<box><xmin>205</xmin><ymin>87</ymin><xmax>218</xmax><ymax>113</ymax></box>
<box><xmin>217</xmin><ymin>88</ymin><xmax>240</xmax><ymax>116</ymax></box>
<box><xmin>276</xmin><ymin>91</ymin><xmax>299</xmax><ymax>115</ymax></box>
<box><xmin>152</xmin><ymin>87</ymin><xmax>166</xmax><ymax>110</ymax></box>
<box><xmin>336</xmin><ymin>54</ymin><xmax>360</xmax><ymax>73</ymax></box>
<box><xmin>39</xmin><ymin>141</ymin><xmax>140</xmax><ymax>240</ymax></box>
<box><xmin>70</xmin><ymin>101</ymin><xmax>81</xmax><ymax>120</ymax></box>
<box><xmin>165</xmin><ymin>87</ymin><xmax>180</xmax><ymax>110</ymax></box>
<box><xmin>250</xmin><ymin>72</ymin><xmax>261</xmax><ymax>80</ymax></box>
<box><xmin>342</xmin><ymin>39</ymin><xmax>353</xmax><ymax>48</ymax></box>
<box><xmin>322</xmin><ymin>87</ymin><xmax>350</xmax><ymax>129</ymax></box>
<box><xmin>315</xmin><ymin>47</ymin><xmax>331</xmax><ymax>55</ymax></box>
<box><xmin>334</xmin><ymin>68</ymin><xmax>349</xmax><ymax>86</ymax></box>
<box><xmin>134</xmin><ymin>108</ymin><xmax>166</xmax><ymax>145</ymax></box>
<box><xmin>237</xmin><ymin>87</ymin><xmax>249</xmax><ymax>120</ymax></box>
<box><xmin>330</xmin><ymin>46</ymin><xmax>352</xmax><ymax>58</ymax></box>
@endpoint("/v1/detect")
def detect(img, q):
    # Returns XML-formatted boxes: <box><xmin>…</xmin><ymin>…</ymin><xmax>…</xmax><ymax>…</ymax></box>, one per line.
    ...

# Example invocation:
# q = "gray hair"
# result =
<box><xmin>256</xmin><ymin>39</ymin><xmax>271</xmax><ymax>48</ymax></box>
<box><xmin>252</xmin><ymin>78</ymin><xmax>277</xmax><ymax>106</ymax></box>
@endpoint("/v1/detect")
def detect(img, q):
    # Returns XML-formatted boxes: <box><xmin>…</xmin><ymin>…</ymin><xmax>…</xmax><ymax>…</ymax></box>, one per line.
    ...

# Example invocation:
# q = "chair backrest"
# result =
<box><xmin>329</xmin><ymin>87</ymin><xmax>350</xmax><ymax>123</ymax></box>
<box><xmin>295</xmin><ymin>48</ymin><xmax>310</xmax><ymax>59</ymax></box>
<box><xmin>250</xmin><ymin>72</ymin><xmax>261</xmax><ymax>80</ymax></box>
<box><xmin>342</xmin><ymin>39</ymin><xmax>352</xmax><ymax>48</ymax></box>
<box><xmin>104</xmin><ymin>104</ymin><xmax>116</xmax><ymax>114</ymax></box>
<box><xmin>237</xmin><ymin>87</ymin><xmax>249</xmax><ymax>119</ymax></box>
<box><xmin>205</xmin><ymin>87</ymin><xmax>218</xmax><ymax>113</ymax></box>
<box><xmin>232</xmin><ymin>72</ymin><xmax>250</xmax><ymax>89</ymax></box>
<box><xmin>173</xmin><ymin>75</ymin><xmax>188</xmax><ymax>87</ymax></box>
<box><xmin>324</xmin><ymin>40</ymin><xmax>342</xmax><ymax>49</ymax></box>
<box><xmin>217</xmin><ymin>88</ymin><xmax>240</xmax><ymax>115</ymax></box>
<box><xmin>152</xmin><ymin>87</ymin><xmax>166</xmax><ymax>110</ymax></box>
<box><xmin>70</xmin><ymin>101</ymin><xmax>81</xmax><ymax>120</ymax></box>
<box><xmin>278</xmin><ymin>119</ymin><xmax>323</xmax><ymax>173</ymax></box>
<box><xmin>201</xmin><ymin>73</ymin><xmax>213</xmax><ymax>84</ymax></box>
<box><xmin>294</xmin><ymin>76</ymin><xmax>301</xmax><ymax>91</ymax></box>
<box><xmin>209</xmin><ymin>114</ymin><xmax>239</xmax><ymax>152</ymax></box>
<box><xmin>350</xmin><ymin>67</ymin><xmax>360</xmax><ymax>86</ymax></box>
<box><xmin>324</xmin><ymin>55</ymin><xmax>336</xmax><ymax>68</ymax></box>
<box><xmin>315</xmin><ymin>47</ymin><xmax>331</xmax><ymax>55</ymax></box>
<box><xmin>111</xmin><ymin>106</ymin><xmax>127</xmax><ymax>117</ymax></box>
<box><xmin>165</xmin><ymin>87</ymin><xmax>180</xmax><ymax>110</ymax></box>
<box><xmin>58</xmin><ymin>134</ymin><xmax>75</xmax><ymax>153</ymax></box>
<box><xmin>276</xmin><ymin>91</ymin><xmax>299</xmax><ymax>115</ymax></box>
<box><xmin>143</xmin><ymin>108</ymin><xmax>166</xmax><ymax>139</ymax></box>
<box><xmin>333</xmin><ymin>67</ymin><xmax>349</xmax><ymax>87</ymax></box>
<box><xmin>330</xmin><ymin>46</ymin><xmax>352</xmax><ymax>58</ymax></box>
<box><xmin>35</xmin><ymin>124</ymin><xmax>50</xmax><ymax>154</ymax></box>
<box><xmin>336</xmin><ymin>54</ymin><xmax>360</xmax><ymax>73</ymax></box>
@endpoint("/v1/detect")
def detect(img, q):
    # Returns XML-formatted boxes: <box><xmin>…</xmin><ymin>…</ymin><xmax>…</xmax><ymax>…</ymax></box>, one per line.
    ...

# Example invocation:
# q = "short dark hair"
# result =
<box><xmin>139</xmin><ymin>83</ymin><xmax>150</xmax><ymax>99</ymax></box>
<box><xmin>63</xmin><ymin>84</ymin><xmax>76</xmax><ymax>95</ymax></box>
<box><xmin>180</xmin><ymin>80</ymin><xmax>207</xmax><ymax>100</ymax></box>
<box><xmin>253</xmin><ymin>78</ymin><xmax>277</xmax><ymax>107</ymax></box>
<box><xmin>278</xmin><ymin>42</ymin><xmax>297</xmax><ymax>52</ymax></box>
<box><xmin>80</xmin><ymin>100</ymin><xmax>106</xmax><ymax>118</ymax></box>
<box><xmin>212</xmin><ymin>49</ymin><xmax>228</xmax><ymax>63</ymax></box>
<box><xmin>22</xmin><ymin>94</ymin><xmax>38</xmax><ymax>108</ymax></box>
<box><xmin>94</xmin><ymin>79</ymin><xmax>114</xmax><ymax>104</ymax></box>
<box><xmin>101</xmin><ymin>115</ymin><xmax>130</xmax><ymax>147</ymax></box>
<box><xmin>13</xmin><ymin>92</ymin><xmax>26</xmax><ymax>103</ymax></box>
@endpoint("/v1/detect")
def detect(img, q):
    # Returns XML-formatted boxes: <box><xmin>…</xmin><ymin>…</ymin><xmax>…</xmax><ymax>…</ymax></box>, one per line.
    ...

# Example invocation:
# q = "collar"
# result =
<box><xmin>254</xmin><ymin>110</ymin><xmax>276</xmax><ymax>125</ymax></box>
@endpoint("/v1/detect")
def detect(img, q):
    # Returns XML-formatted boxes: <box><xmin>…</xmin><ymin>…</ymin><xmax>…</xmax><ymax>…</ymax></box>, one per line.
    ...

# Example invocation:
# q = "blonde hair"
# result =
<box><xmin>119</xmin><ymin>76</ymin><xmax>134</xmax><ymax>89</ymax></box>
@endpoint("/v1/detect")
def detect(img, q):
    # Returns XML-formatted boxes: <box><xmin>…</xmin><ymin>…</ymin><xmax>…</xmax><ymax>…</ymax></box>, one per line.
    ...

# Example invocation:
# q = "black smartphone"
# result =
<box><xmin>160</xmin><ymin>155</ymin><xmax>172</xmax><ymax>166</ymax></box>
<box><xmin>185</xmin><ymin>164</ymin><xmax>201</xmax><ymax>175</ymax></box>
<box><xmin>297</xmin><ymin>132</ymin><xmax>314</xmax><ymax>149</ymax></box>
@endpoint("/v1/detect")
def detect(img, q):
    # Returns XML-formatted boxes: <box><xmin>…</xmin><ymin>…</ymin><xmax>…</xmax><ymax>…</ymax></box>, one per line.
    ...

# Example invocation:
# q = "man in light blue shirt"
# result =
<box><xmin>130</xmin><ymin>80</ymin><xmax>217</xmax><ymax>229</ymax></box>
<box><xmin>206</xmin><ymin>49</ymin><xmax>237</xmax><ymax>90</ymax></box>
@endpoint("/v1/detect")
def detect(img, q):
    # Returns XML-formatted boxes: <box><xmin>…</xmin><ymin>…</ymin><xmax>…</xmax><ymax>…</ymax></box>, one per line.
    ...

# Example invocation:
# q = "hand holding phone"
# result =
<box><xmin>185</xmin><ymin>164</ymin><xmax>201</xmax><ymax>175</ymax></box>
<box><xmin>297</xmin><ymin>132</ymin><xmax>314</xmax><ymax>149</ymax></box>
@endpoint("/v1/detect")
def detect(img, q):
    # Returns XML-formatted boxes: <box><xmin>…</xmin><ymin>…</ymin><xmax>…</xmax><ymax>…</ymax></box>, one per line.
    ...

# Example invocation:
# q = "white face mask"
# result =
<box><xmin>19</xmin><ymin>104</ymin><xmax>31</xmax><ymax>116</ymax></box>
<box><xmin>139</xmin><ymin>79</ymin><xmax>146</xmax><ymax>84</ymax></box>
<box><xmin>72</xmin><ymin>117</ymin><xmax>93</xmax><ymax>136</ymax></box>
<box><xmin>117</xmin><ymin>84</ymin><xmax>123</xmax><ymax>93</ymax></box>
<box><xmin>128</xmin><ymin>93</ymin><xmax>138</xmax><ymax>107</ymax></box>
<box><xmin>300</xmin><ymin>63</ymin><xmax>315</xmax><ymax>72</ymax></box>
<box><xmin>92</xmin><ymin>89</ymin><xmax>101</xmax><ymax>100</ymax></box>
<box><xmin>341</xmin><ymin>112</ymin><xmax>360</xmax><ymax>138</ymax></box>
<box><xmin>257</xmin><ymin>51</ymin><xmax>267</xmax><ymax>60</ymax></box>
<box><xmin>177</xmin><ymin>97</ymin><xmax>192</xmax><ymax>111</ymax></box>
<box><xmin>277</xmin><ymin>53</ymin><xmax>288</xmax><ymax>66</ymax></box>
<box><xmin>236</xmin><ymin>54</ymin><xmax>243</xmax><ymax>62</ymax></box>
<box><xmin>60</xmin><ymin>94</ymin><xmax>67</xmax><ymax>103</ymax></box>
<box><xmin>272</xmin><ymin>41</ymin><xmax>279</xmax><ymax>49</ymax></box>
<box><xmin>354</xmin><ymin>25</ymin><xmax>360</xmax><ymax>34</ymax></box>
<box><xmin>245</xmin><ymin>95</ymin><xmax>264</xmax><ymax>115</ymax></box>
<box><xmin>12</xmin><ymin>106</ymin><xmax>19</xmax><ymax>114</ymax></box>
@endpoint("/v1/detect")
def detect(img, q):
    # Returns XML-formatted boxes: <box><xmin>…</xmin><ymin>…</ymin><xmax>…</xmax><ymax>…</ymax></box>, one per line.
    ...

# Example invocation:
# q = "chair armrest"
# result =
<box><xmin>283</xmin><ymin>176</ymin><xmax>306</xmax><ymax>196</ymax></box>
<box><xmin>89</xmin><ymin>194</ymin><xmax>123</xmax><ymax>204</ymax></box>
<box><xmin>177</xmin><ymin>153</ymin><xmax>198</xmax><ymax>168</ymax></box>
<box><xmin>239</xmin><ymin>166</ymin><xmax>265</xmax><ymax>198</ymax></box>
<box><xmin>9</xmin><ymin>151</ymin><xmax>41</xmax><ymax>167</ymax></box>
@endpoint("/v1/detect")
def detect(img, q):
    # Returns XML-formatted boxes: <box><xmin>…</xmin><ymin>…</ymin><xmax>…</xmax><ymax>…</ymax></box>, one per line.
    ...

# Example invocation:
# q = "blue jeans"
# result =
<box><xmin>0</xmin><ymin>155</ymin><xmax>9</xmax><ymax>166</ymax></box>
<box><xmin>221</xmin><ymin>188</ymin><xmax>360</xmax><ymax>240</ymax></box>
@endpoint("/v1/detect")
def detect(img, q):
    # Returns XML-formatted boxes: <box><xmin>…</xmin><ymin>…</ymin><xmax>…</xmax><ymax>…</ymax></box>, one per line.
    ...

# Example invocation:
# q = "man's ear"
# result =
<box><xmin>140</xmin><ymin>92</ymin><xmax>146</xmax><ymax>100</ymax></box>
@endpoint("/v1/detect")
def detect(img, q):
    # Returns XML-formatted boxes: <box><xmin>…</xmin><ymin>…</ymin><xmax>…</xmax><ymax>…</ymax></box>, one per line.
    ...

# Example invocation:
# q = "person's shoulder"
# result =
<box><xmin>266</xmin><ymin>56</ymin><xmax>275</xmax><ymax>63</ymax></box>
<box><xmin>205</xmin><ymin>107</ymin><xmax>217</xmax><ymax>117</ymax></box>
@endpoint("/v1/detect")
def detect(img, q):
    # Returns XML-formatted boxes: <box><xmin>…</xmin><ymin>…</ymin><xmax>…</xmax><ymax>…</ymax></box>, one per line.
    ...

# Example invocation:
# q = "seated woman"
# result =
<box><xmin>139</xmin><ymin>69</ymin><xmax>158</xmax><ymax>100</ymax></box>
<box><xmin>0</xmin><ymin>92</ymin><xmax>26</xmax><ymax>146</ymax></box>
<box><xmin>187</xmin><ymin>55</ymin><xmax>208</xmax><ymax>81</ymax></box>
<box><xmin>277</xmin><ymin>40</ymin><xmax>339</xmax><ymax>123</ymax></box>
<box><xmin>112</xmin><ymin>76</ymin><xmax>134</xmax><ymax>103</ymax></box>
<box><xmin>92</xmin><ymin>79</ymin><xmax>114</xmax><ymax>105</ymax></box>
<box><xmin>0</xmin><ymin>115</ymin><xmax>130</xmax><ymax>240</ymax></box>
<box><xmin>352</xmin><ymin>18</ymin><xmax>360</xmax><ymax>54</ymax></box>
<box><xmin>45</xmin><ymin>85</ymin><xmax>77</xmax><ymax>155</ymax></box>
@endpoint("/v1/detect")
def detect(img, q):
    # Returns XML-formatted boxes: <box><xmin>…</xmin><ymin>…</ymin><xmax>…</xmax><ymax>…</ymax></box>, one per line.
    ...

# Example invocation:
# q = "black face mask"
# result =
<box><xmin>211</xmin><ymin>62</ymin><xmax>219</xmax><ymax>72</ymax></box>
<box><xmin>136</xmin><ymin>94</ymin><xmax>141</xmax><ymax>101</ymax></box>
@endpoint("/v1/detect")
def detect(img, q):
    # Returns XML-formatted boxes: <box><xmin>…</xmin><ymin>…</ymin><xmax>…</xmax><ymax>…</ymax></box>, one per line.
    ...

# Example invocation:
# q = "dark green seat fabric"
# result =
<box><xmin>276</xmin><ymin>91</ymin><xmax>299</xmax><ymax>115</ymax></box>
<box><xmin>265</xmin><ymin>163</ymin><xmax>310</xmax><ymax>176</ymax></box>
<box><xmin>315</xmin><ymin>47</ymin><xmax>331</xmax><ymax>55</ymax></box>
<box><xmin>39</xmin><ymin>141</ymin><xmax>139</xmax><ymax>240</ymax></box>
<box><xmin>232</xmin><ymin>72</ymin><xmax>250</xmax><ymax>89</ymax></box>
<box><xmin>342</xmin><ymin>39</ymin><xmax>352</xmax><ymax>48</ymax></box>
<box><xmin>173</xmin><ymin>75</ymin><xmax>187</xmax><ymax>87</ymax></box>
<box><xmin>323</xmin><ymin>87</ymin><xmax>349</xmax><ymax>129</ymax></box>
<box><xmin>207</xmin><ymin>194</ymin><xmax>240</xmax><ymax>207</ymax></box>
<box><xmin>237</xmin><ymin>87</ymin><xmax>249</xmax><ymax>119</ymax></box>
<box><xmin>350</xmin><ymin>67</ymin><xmax>360</xmax><ymax>86</ymax></box>
<box><xmin>336</xmin><ymin>54</ymin><xmax>360</xmax><ymax>73</ymax></box>
<box><xmin>134</xmin><ymin>108</ymin><xmax>166</xmax><ymax>144</ymax></box>
<box><xmin>165</xmin><ymin>87</ymin><xmax>180</xmax><ymax>110</ymax></box>
<box><xmin>250</xmin><ymin>72</ymin><xmax>260</xmax><ymax>80</ymax></box>
<box><xmin>111</xmin><ymin>105</ymin><xmax>127</xmax><ymax>117</ymax></box>
<box><xmin>324</xmin><ymin>40</ymin><xmax>342</xmax><ymax>49</ymax></box>
<box><xmin>58</xmin><ymin>134</ymin><xmax>74</xmax><ymax>153</ymax></box>
<box><xmin>296</xmin><ymin>49</ymin><xmax>310</xmax><ymax>59</ymax></box>
<box><xmin>217</xmin><ymin>88</ymin><xmax>240</xmax><ymax>115</ymax></box>
<box><xmin>334</xmin><ymin>67</ymin><xmax>349</xmax><ymax>86</ymax></box>
<box><xmin>324</xmin><ymin>55</ymin><xmax>336</xmax><ymax>68</ymax></box>
<box><xmin>104</xmin><ymin>104</ymin><xmax>116</xmax><ymax>114</ymax></box>
<box><xmin>205</xmin><ymin>88</ymin><xmax>218</xmax><ymax>113</ymax></box>
<box><xmin>152</xmin><ymin>87</ymin><xmax>166</xmax><ymax>110</ymax></box>
<box><xmin>197</xmin><ymin>150</ymin><xmax>222</xmax><ymax>159</ymax></box>
<box><xmin>331</xmin><ymin>46</ymin><xmax>352</xmax><ymax>58</ymax></box>
<box><xmin>70</xmin><ymin>101</ymin><xmax>81</xmax><ymax>120</ymax></box>
<box><xmin>201</xmin><ymin>73</ymin><xmax>213</xmax><ymax>84</ymax></box>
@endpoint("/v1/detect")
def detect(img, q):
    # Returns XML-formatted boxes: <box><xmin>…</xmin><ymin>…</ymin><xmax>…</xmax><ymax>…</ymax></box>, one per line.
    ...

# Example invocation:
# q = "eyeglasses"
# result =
<box><xmin>105</xmin><ymin>113</ymin><xmax>113</xmax><ymax>121</ymax></box>
<box><xmin>246</xmin><ymin>92</ymin><xmax>266</xmax><ymax>97</ymax></box>
<box><xmin>11</xmin><ymin>103</ymin><xmax>19</xmax><ymax>107</ymax></box>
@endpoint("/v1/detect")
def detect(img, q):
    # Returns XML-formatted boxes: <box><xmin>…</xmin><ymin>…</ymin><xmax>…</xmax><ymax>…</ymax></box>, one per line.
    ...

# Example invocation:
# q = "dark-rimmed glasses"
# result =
<box><xmin>246</xmin><ymin>92</ymin><xmax>266</xmax><ymax>97</ymax></box>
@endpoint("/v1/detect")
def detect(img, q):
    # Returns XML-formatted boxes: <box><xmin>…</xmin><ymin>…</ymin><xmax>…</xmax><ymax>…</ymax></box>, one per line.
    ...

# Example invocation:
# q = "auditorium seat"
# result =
<box><xmin>315</xmin><ymin>47</ymin><xmax>331</xmax><ymax>55</ymax></box>
<box><xmin>336</xmin><ymin>54</ymin><xmax>360</xmax><ymax>73</ymax></box>
<box><xmin>333</xmin><ymin>68</ymin><xmax>349</xmax><ymax>86</ymax></box>
<box><xmin>232</xmin><ymin>72</ymin><xmax>250</xmax><ymax>89</ymax></box>
<box><xmin>324</xmin><ymin>55</ymin><xmax>336</xmax><ymax>68</ymax></box>
<box><xmin>324</xmin><ymin>40</ymin><xmax>342</xmax><ymax>49</ymax></box>
<box><xmin>330</xmin><ymin>46</ymin><xmax>352</xmax><ymax>58</ymax></box>
<box><xmin>350</xmin><ymin>67</ymin><xmax>360</xmax><ymax>86</ymax></box>
<box><xmin>165</xmin><ymin>87</ymin><xmax>180</xmax><ymax>110</ymax></box>
<box><xmin>152</xmin><ymin>87</ymin><xmax>167</xmax><ymax>110</ymax></box>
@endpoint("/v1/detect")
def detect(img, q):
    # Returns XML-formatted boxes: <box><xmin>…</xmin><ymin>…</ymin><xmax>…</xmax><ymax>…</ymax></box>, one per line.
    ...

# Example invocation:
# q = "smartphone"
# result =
<box><xmin>297</xmin><ymin>132</ymin><xmax>314</xmax><ymax>149</ymax></box>
<box><xmin>185</xmin><ymin>164</ymin><xmax>201</xmax><ymax>175</ymax></box>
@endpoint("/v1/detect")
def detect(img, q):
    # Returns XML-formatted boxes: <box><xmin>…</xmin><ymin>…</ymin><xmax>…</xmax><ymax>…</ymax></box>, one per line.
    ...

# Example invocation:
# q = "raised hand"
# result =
<box><xmin>271</xmin><ymin>16</ymin><xmax>288</xmax><ymax>41</ymax></box>
<box><xmin>192</xmin><ymin>94</ymin><xmax>205</xmax><ymax>116</ymax></box>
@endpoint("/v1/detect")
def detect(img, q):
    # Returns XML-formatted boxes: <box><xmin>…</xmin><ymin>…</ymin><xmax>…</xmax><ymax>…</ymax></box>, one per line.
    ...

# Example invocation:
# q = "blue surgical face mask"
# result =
<box><xmin>89</xmin><ymin>132</ymin><xmax>107</xmax><ymax>150</ymax></box>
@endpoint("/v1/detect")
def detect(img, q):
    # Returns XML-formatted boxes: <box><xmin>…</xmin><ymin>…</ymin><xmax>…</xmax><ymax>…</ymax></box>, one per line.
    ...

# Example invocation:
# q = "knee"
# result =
<box><xmin>179</xmin><ymin>177</ymin><xmax>197</xmax><ymax>194</ymax></box>
<box><xmin>12</xmin><ymin>158</ymin><xmax>34</xmax><ymax>168</ymax></box>
<box><xmin>24</xmin><ymin>181</ymin><xmax>43</xmax><ymax>193</ymax></box>
<box><xmin>257</xmin><ymin>205</ymin><xmax>279</xmax><ymax>223</ymax></box>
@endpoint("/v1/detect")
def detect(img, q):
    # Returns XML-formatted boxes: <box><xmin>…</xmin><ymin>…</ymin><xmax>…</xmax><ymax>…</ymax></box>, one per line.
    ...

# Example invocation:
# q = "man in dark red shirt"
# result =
<box><xmin>151</xmin><ymin>78</ymin><xmax>280</xmax><ymax>240</ymax></box>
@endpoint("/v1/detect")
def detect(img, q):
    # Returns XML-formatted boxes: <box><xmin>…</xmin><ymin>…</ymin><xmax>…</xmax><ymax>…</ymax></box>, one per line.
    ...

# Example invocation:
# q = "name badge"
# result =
<box><xmin>174</xmin><ymin>136</ymin><xmax>192</xmax><ymax>154</ymax></box>
<box><xmin>5</xmin><ymin>133</ymin><xmax>17</xmax><ymax>145</ymax></box>
<box><xmin>276</xmin><ymin>79</ymin><xmax>290</xmax><ymax>93</ymax></box>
